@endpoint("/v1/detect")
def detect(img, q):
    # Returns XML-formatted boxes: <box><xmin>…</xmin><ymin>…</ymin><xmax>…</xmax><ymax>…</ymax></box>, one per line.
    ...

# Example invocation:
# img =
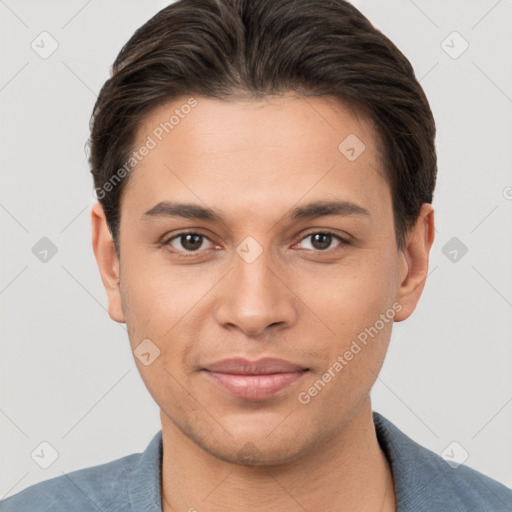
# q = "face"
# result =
<box><xmin>92</xmin><ymin>92</ymin><xmax>433</xmax><ymax>465</ymax></box>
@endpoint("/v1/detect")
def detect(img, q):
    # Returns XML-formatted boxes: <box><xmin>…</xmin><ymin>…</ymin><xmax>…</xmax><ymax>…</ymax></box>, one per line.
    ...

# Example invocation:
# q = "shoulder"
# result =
<box><xmin>0</xmin><ymin>432</ymin><xmax>162</xmax><ymax>512</ymax></box>
<box><xmin>0</xmin><ymin>454</ymin><xmax>135</xmax><ymax>512</ymax></box>
<box><xmin>373</xmin><ymin>411</ymin><xmax>512</xmax><ymax>511</ymax></box>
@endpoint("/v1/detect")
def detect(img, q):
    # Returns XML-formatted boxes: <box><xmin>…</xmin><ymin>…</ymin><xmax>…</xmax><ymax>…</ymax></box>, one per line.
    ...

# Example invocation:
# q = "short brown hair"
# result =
<box><xmin>88</xmin><ymin>0</ymin><xmax>437</xmax><ymax>256</ymax></box>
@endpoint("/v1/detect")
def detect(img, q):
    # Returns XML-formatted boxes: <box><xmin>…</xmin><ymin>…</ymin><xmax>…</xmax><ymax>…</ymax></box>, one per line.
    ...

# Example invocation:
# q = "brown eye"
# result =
<box><xmin>165</xmin><ymin>233</ymin><xmax>213</xmax><ymax>253</ymax></box>
<box><xmin>297</xmin><ymin>231</ymin><xmax>347</xmax><ymax>251</ymax></box>
<box><xmin>310</xmin><ymin>233</ymin><xmax>333</xmax><ymax>250</ymax></box>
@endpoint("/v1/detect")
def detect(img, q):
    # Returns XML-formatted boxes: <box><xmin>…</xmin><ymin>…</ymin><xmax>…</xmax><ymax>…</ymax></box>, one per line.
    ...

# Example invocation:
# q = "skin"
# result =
<box><xmin>92</xmin><ymin>92</ymin><xmax>435</xmax><ymax>511</ymax></box>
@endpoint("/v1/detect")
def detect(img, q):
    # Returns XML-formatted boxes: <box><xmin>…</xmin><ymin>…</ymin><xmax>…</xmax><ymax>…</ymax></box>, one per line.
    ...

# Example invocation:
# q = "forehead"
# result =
<box><xmin>135</xmin><ymin>92</ymin><xmax>382</xmax><ymax>159</ymax></box>
<box><xmin>121</xmin><ymin>92</ymin><xmax>389</xmax><ymax>215</ymax></box>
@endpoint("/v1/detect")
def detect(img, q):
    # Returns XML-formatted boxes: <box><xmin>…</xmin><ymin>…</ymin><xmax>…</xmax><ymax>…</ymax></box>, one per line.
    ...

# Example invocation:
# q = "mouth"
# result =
<box><xmin>201</xmin><ymin>357</ymin><xmax>310</xmax><ymax>401</ymax></box>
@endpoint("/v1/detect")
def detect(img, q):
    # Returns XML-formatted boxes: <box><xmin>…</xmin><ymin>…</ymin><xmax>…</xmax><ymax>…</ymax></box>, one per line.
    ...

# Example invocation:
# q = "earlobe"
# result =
<box><xmin>91</xmin><ymin>202</ymin><xmax>126</xmax><ymax>324</ymax></box>
<box><xmin>394</xmin><ymin>204</ymin><xmax>435</xmax><ymax>322</ymax></box>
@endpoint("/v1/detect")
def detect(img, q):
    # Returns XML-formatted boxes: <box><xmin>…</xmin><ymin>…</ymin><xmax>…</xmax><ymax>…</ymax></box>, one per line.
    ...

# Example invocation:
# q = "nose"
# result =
<box><xmin>213</xmin><ymin>246</ymin><xmax>298</xmax><ymax>338</ymax></box>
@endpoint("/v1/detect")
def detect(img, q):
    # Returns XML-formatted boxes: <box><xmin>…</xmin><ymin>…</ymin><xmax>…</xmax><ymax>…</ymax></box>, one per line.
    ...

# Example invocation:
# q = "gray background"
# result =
<box><xmin>1</xmin><ymin>0</ymin><xmax>511</xmax><ymax>498</ymax></box>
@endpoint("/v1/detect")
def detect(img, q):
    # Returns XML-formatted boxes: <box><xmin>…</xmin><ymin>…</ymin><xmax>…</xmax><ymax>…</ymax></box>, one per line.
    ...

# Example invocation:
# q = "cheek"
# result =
<box><xmin>119</xmin><ymin>254</ymin><xmax>217</xmax><ymax>364</ymax></box>
<box><xmin>303</xmin><ymin>249</ymin><xmax>398</xmax><ymax>338</ymax></box>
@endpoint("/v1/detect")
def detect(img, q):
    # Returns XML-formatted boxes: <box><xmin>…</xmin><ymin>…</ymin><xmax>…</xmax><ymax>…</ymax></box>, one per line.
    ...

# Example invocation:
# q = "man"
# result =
<box><xmin>1</xmin><ymin>0</ymin><xmax>511</xmax><ymax>511</ymax></box>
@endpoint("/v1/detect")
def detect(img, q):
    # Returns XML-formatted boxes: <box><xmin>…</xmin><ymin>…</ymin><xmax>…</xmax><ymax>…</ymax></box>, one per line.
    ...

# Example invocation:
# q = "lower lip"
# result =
<box><xmin>203</xmin><ymin>370</ymin><xmax>307</xmax><ymax>400</ymax></box>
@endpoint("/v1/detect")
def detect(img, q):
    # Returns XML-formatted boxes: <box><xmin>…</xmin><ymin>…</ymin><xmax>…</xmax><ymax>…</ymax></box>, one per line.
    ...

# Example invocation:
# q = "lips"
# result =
<box><xmin>204</xmin><ymin>357</ymin><xmax>307</xmax><ymax>375</ymax></box>
<box><xmin>202</xmin><ymin>357</ymin><xmax>309</xmax><ymax>401</ymax></box>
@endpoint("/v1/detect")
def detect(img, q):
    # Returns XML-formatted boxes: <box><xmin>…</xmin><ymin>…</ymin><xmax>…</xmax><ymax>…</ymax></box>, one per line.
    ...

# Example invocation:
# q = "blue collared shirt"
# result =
<box><xmin>1</xmin><ymin>412</ymin><xmax>511</xmax><ymax>511</ymax></box>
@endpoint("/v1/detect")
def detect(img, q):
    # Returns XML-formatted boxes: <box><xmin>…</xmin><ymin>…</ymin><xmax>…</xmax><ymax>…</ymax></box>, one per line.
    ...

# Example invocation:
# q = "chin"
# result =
<box><xmin>190</xmin><ymin>426</ymin><xmax>314</xmax><ymax>467</ymax></box>
<box><xmin>211</xmin><ymin>441</ymin><xmax>303</xmax><ymax>467</ymax></box>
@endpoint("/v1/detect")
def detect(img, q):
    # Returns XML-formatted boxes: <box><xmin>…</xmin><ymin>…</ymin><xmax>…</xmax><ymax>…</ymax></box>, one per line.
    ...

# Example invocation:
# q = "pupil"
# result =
<box><xmin>312</xmin><ymin>233</ymin><xmax>331</xmax><ymax>250</ymax></box>
<box><xmin>182</xmin><ymin>234</ymin><xmax>202</xmax><ymax>251</ymax></box>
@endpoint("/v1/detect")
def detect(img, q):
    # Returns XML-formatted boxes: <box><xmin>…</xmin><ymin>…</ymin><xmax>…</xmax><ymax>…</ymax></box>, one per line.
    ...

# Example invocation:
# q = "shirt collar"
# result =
<box><xmin>127</xmin><ymin>430</ymin><xmax>163</xmax><ymax>512</ymax></box>
<box><xmin>373</xmin><ymin>411</ymin><xmax>445</xmax><ymax>511</ymax></box>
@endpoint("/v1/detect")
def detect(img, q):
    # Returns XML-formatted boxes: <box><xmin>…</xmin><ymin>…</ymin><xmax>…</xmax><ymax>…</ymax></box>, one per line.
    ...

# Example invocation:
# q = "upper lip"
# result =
<box><xmin>203</xmin><ymin>357</ymin><xmax>308</xmax><ymax>375</ymax></box>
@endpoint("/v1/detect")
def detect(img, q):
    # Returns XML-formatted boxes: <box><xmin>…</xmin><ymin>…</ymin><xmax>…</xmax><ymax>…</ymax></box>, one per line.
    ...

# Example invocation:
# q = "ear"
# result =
<box><xmin>394</xmin><ymin>203</ymin><xmax>435</xmax><ymax>322</ymax></box>
<box><xmin>91</xmin><ymin>201</ymin><xmax>125</xmax><ymax>323</ymax></box>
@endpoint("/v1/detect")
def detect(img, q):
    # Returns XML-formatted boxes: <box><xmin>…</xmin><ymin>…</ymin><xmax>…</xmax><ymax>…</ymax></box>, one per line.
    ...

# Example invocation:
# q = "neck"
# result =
<box><xmin>160</xmin><ymin>399</ymin><xmax>396</xmax><ymax>512</ymax></box>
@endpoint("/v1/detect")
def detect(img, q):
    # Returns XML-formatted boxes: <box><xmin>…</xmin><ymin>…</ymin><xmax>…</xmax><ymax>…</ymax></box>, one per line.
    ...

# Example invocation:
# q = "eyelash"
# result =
<box><xmin>162</xmin><ymin>230</ymin><xmax>350</xmax><ymax>258</ymax></box>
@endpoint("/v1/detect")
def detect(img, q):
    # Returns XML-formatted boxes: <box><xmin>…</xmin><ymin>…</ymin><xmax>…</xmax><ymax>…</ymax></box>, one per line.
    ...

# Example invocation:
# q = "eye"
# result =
<box><xmin>296</xmin><ymin>231</ymin><xmax>348</xmax><ymax>251</ymax></box>
<box><xmin>164</xmin><ymin>232</ymin><xmax>214</xmax><ymax>254</ymax></box>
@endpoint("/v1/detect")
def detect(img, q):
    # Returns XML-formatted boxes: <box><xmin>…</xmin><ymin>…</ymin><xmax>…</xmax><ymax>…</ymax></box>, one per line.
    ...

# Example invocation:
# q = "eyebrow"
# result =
<box><xmin>140</xmin><ymin>200</ymin><xmax>371</xmax><ymax>223</ymax></box>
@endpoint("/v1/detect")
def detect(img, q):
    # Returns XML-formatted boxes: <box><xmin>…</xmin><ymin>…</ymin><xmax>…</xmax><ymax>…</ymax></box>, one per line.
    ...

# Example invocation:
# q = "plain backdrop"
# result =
<box><xmin>1</xmin><ymin>0</ymin><xmax>511</xmax><ymax>499</ymax></box>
